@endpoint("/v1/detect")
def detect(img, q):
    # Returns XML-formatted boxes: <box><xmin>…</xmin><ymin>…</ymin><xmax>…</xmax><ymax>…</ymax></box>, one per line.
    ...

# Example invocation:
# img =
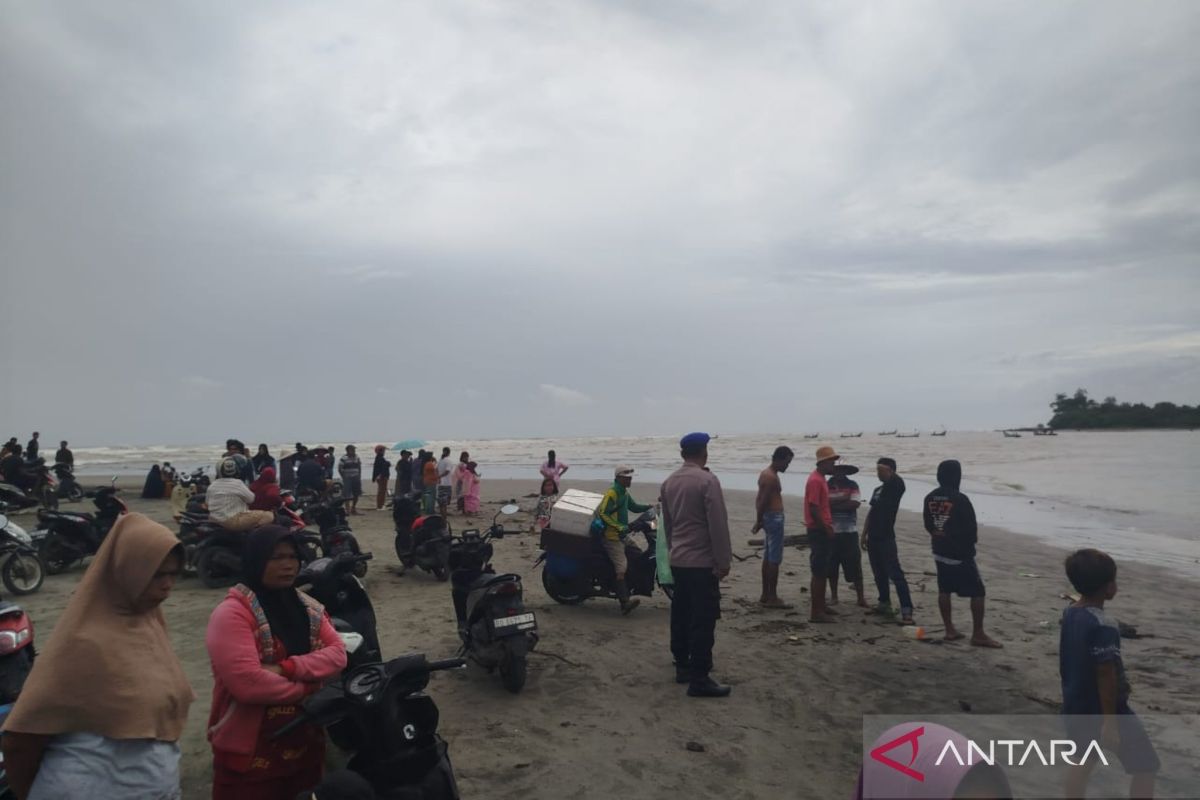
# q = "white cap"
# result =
<box><xmin>614</xmin><ymin>465</ymin><xmax>635</xmax><ymax>478</ymax></box>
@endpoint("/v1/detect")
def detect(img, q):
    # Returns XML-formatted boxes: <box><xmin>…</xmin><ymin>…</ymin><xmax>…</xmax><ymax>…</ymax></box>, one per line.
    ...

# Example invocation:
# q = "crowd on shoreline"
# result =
<box><xmin>0</xmin><ymin>428</ymin><xmax>1165</xmax><ymax>799</ymax></box>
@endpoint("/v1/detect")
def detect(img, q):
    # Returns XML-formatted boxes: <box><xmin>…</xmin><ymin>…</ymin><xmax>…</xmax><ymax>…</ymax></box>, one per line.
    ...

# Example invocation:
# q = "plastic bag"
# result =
<box><xmin>656</xmin><ymin>509</ymin><xmax>674</xmax><ymax>588</ymax></box>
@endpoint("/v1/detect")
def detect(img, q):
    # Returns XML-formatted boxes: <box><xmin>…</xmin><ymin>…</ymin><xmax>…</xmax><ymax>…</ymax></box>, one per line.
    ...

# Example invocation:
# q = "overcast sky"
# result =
<box><xmin>1</xmin><ymin>1</ymin><xmax>1197</xmax><ymax>445</ymax></box>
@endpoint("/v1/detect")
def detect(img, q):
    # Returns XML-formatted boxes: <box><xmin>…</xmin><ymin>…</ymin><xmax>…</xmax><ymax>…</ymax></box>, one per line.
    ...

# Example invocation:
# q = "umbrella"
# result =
<box><xmin>392</xmin><ymin>439</ymin><xmax>427</xmax><ymax>451</ymax></box>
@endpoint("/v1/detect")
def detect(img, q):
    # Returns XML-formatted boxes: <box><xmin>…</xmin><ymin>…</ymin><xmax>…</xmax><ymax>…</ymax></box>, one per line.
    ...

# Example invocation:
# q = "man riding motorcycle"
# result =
<box><xmin>595</xmin><ymin>465</ymin><xmax>653</xmax><ymax>615</ymax></box>
<box><xmin>207</xmin><ymin>457</ymin><xmax>275</xmax><ymax>531</ymax></box>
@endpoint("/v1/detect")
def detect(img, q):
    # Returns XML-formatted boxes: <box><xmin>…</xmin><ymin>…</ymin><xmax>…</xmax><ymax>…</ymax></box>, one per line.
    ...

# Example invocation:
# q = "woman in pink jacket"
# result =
<box><xmin>205</xmin><ymin>526</ymin><xmax>347</xmax><ymax>800</ymax></box>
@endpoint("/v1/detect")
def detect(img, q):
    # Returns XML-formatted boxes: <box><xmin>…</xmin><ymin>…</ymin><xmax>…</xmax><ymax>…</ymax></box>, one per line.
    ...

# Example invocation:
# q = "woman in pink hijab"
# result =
<box><xmin>854</xmin><ymin>722</ymin><xmax>1012</xmax><ymax>800</ymax></box>
<box><xmin>461</xmin><ymin>462</ymin><xmax>482</xmax><ymax>516</ymax></box>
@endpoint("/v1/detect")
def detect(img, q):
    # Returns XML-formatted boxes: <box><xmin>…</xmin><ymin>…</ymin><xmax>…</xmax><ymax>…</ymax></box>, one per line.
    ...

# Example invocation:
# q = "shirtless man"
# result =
<box><xmin>752</xmin><ymin>446</ymin><xmax>794</xmax><ymax>608</ymax></box>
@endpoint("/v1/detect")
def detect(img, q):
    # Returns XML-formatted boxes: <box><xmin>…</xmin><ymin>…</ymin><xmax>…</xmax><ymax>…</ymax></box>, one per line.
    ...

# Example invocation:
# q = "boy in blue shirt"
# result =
<box><xmin>1060</xmin><ymin>548</ymin><xmax>1159</xmax><ymax>798</ymax></box>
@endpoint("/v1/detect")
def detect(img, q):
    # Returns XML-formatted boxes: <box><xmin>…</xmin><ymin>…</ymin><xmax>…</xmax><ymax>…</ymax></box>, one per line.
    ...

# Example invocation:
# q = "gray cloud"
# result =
<box><xmin>1</xmin><ymin>1</ymin><xmax>1197</xmax><ymax>444</ymax></box>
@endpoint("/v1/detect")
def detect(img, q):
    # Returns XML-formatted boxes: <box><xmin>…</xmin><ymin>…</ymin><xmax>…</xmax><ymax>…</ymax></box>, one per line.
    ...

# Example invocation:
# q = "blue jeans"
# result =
<box><xmin>761</xmin><ymin>512</ymin><xmax>785</xmax><ymax>564</ymax></box>
<box><xmin>866</xmin><ymin>535</ymin><xmax>913</xmax><ymax>615</ymax></box>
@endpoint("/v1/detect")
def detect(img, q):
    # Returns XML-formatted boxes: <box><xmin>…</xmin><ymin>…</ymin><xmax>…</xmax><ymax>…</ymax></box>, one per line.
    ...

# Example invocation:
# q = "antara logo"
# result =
<box><xmin>870</xmin><ymin>725</ymin><xmax>1110</xmax><ymax>783</ymax></box>
<box><xmin>870</xmin><ymin>726</ymin><xmax>926</xmax><ymax>782</ymax></box>
<box><xmin>936</xmin><ymin>739</ymin><xmax>1108</xmax><ymax>768</ymax></box>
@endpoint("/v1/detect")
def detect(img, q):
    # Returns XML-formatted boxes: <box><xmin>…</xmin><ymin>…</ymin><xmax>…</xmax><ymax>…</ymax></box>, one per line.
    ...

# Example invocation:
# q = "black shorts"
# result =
<box><xmin>1065</xmin><ymin>710</ymin><xmax>1161</xmax><ymax>775</ymax></box>
<box><xmin>935</xmin><ymin>559</ymin><xmax>986</xmax><ymax>598</ymax></box>
<box><xmin>829</xmin><ymin>531</ymin><xmax>862</xmax><ymax>582</ymax></box>
<box><xmin>807</xmin><ymin>529</ymin><xmax>834</xmax><ymax>578</ymax></box>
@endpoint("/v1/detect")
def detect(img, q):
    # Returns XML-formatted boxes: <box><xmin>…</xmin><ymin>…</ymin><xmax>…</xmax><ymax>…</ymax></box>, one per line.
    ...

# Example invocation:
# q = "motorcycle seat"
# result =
<box><xmin>472</xmin><ymin>572</ymin><xmax>521</xmax><ymax>589</ymax></box>
<box><xmin>39</xmin><ymin>510</ymin><xmax>94</xmax><ymax>523</ymax></box>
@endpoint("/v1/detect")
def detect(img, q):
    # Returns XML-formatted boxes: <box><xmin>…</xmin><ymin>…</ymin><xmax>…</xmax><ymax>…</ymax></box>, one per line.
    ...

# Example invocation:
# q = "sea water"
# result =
<box><xmin>70</xmin><ymin>430</ymin><xmax>1199</xmax><ymax>578</ymax></box>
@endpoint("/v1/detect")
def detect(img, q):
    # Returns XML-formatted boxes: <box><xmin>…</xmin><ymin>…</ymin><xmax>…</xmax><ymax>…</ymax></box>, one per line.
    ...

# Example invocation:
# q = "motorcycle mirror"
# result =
<box><xmin>339</xmin><ymin>631</ymin><xmax>364</xmax><ymax>654</ymax></box>
<box><xmin>499</xmin><ymin>504</ymin><xmax>519</xmax><ymax>516</ymax></box>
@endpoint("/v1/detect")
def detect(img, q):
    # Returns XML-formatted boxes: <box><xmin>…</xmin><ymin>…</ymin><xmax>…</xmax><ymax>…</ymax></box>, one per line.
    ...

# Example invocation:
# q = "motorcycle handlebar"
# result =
<box><xmin>271</xmin><ymin>714</ymin><xmax>308</xmax><ymax>739</ymax></box>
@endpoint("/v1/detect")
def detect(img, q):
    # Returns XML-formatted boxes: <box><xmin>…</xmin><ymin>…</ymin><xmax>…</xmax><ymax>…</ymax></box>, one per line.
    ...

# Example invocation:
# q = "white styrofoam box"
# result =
<box><xmin>549</xmin><ymin>489</ymin><xmax>605</xmax><ymax>538</ymax></box>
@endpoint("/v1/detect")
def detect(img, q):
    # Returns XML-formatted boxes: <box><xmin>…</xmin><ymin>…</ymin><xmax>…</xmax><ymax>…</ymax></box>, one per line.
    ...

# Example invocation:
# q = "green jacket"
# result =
<box><xmin>597</xmin><ymin>481</ymin><xmax>651</xmax><ymax>542</ymax></box>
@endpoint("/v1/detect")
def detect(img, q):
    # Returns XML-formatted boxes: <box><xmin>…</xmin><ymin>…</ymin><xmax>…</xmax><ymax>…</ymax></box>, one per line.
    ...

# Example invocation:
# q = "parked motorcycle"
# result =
<box><xmin>448</xmin><ymin>504</ymin><xmax>537</xmax><ymax>694</ymax></box>
<box><xmin>0</xmin><ymin>599</ymin><xmax>36</xmax><ymax>799</ymax></box>
<box><xmin>300</xmin><ymin>496</ymin><xmax>366</xmax><ymax>577</ymax></box>
<box><xmin>51</xmin><ymin>463</ymin><xmax>84</xmax><ymax>503</ymax></box>
<box><xmin>30</xmin><ymin>482</ymin><xmax>126</xmax><ymax>574</ymax></box>
<box><xmin>536</xmin><ymin>509</ymin><xmax>673</xmax><ymax>605</ymax></box>
<box><xmin>273</xmin><ymin>654</ymin><xmax>464</xmax><ymax>799</ymax></box>
<box><xmin>294</xmin><ymin>551</ymin><xmax>380</xmax><ymax>670</ymax></box>
<box><xmin>177</xmin><ymin>490</ymin><xmax>210</xmax><ymax>539</ymax></box>
<box><xmin>176</xmin><ymin>466</ymin><xmax>210</xmax><ymax>491</ymax></box>
<box><xmin>24</xmin><ymin>462</ymin><xmax>57</xmax><ymax>513</ymax></box>
<box><xmin>0</xmin><ymin>505</ymin><xmax>46</xmax><ymax>596</ymax></box>
<box><xmin>190</xmin><ymin>506</ymin><xmax>317</xmax><ymax>589</ymax></box>
<box><xmin>0</xmin><ymin>482</ymin><xmax>38</xmax><ymax>513</ymax></box>
<box><xmin>393</xmin><ymin>496</ymin><xmax>451</xmax><ymax>580</ymax></box>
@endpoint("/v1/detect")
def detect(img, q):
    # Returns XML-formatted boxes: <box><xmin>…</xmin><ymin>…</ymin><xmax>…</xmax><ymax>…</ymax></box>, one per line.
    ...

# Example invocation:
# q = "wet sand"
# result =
<box><xmin>8</xmin><ymin>476</ymin><xmax>1199</xmax><ymax>798</ymax></box>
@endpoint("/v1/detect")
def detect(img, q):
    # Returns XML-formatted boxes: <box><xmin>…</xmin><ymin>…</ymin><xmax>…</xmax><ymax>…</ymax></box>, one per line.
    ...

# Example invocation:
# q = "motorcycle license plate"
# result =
<box><xmin>492</xmin><ymin>612</ymin><xmax>536</xmax><ymax>634</ymax></box>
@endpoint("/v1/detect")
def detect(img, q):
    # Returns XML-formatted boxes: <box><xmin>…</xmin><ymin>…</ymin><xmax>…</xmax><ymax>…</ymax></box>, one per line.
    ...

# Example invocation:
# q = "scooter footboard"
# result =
<box><xmin>353</xmin><ymin>736</ymin><xmax>459</xmax><ymax>799</ymax></box>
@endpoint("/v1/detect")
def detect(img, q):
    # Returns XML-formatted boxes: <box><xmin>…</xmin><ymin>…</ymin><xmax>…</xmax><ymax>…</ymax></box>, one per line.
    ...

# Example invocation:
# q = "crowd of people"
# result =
<box><xmin>0</xmin><ymin>432</ymin><xmax>73</xmax><ymax>492</ymax></box>
<box><xmin>0</xmin><ymin>430</ymin><xmax>1161</xmax><ymax>798</ymax></box>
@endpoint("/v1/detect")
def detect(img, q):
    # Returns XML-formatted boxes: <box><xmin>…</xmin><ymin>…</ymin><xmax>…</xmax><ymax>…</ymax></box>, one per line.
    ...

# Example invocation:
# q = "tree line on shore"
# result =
<box><xmin>1048</xmin><ymin>389</ymin><xmax>1199</xmax><ymax>429</ymax></box>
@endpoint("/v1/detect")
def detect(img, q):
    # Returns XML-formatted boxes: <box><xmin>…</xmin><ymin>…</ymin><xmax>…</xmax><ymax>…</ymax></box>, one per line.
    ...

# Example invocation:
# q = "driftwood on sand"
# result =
<box><xmin>746</xmin><ymin>534</ymin><xmax>809</xmax><ymax>548</ymax></box>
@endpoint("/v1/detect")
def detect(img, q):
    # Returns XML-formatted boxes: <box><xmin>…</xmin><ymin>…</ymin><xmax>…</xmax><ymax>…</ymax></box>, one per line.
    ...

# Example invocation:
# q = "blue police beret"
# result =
<box><xmin>680</xmin><ymin>432</ymin><xmax>711</xmax><ymax>450</ymax></box>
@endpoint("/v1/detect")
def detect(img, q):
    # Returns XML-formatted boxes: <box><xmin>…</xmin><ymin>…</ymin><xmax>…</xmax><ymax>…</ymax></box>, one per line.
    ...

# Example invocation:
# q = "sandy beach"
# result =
<box><xmin>8</xmin><ymin>476</ymin><xmax>1199</xmax><ymax>798</ymax></box>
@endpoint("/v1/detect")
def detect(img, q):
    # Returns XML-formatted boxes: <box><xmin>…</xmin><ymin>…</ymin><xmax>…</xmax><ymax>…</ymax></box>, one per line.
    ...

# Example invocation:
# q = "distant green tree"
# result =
<box><xmin>1048</xmin><ymin>391</ymin><xmax>1200</xmax><ymax>429</ymax></box>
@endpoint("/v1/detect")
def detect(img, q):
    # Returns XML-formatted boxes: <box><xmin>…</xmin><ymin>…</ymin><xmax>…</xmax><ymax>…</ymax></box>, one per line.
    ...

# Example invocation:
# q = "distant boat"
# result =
<box><xmin>803</xmin><ymin>433</ymin><xmax>819</xmax><ymax>439</ymax></box>
<box><xmin>839</xmin><ymin>432</ymin><xmax>863</xmax><ymax>438</ymax></box>
<box><xmin>931</xmin><ymin>430</ymin><xmax>947</xmax><ymax>437</ymax></box>
<box><xmin>896</xmin><ymin>431</ymin><xmax>920</xmax><ymax>438</ymax></box>
<box><xmin>878</xmin><ymin>430</ymin><xmax>897</xmax><ymax>436</ymax></box>
<box><xmin>1002</xmin><ymin>430</ymin><xmax>1022</xmax><ymax>438</ymax></box>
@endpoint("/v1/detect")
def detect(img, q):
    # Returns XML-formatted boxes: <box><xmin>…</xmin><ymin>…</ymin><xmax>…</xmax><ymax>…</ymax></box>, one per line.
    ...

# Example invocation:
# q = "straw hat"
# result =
<box><xmin>815</xmin><ymin>445</ymin><xmax>840</xmax><ymax>463</ymax></box>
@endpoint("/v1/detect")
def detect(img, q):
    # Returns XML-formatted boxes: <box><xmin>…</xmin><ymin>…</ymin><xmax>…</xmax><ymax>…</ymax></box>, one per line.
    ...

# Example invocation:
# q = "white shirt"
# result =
<box><xmin>438</xmin><ymin>457</ymin><xmax>455</xmax><ymax>488</ymax></box>
<box><xmin>206</xmin><ymin>477</ymin><xmax>254</xmax><ymax>521</ymax></box>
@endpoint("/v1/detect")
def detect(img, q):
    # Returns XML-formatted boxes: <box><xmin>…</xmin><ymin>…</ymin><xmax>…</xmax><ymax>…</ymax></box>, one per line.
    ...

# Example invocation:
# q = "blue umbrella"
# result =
<box><xmin>392</xmin><ymin>439</ymin><xmax>427</xmax><ymax>451</ymax></box>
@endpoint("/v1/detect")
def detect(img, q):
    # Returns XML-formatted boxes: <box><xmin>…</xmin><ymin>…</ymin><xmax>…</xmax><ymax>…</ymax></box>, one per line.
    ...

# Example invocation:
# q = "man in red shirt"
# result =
<box><xmin>804</xmin><ymin>445</ymin><xmax>840</xmax><ymax>623</ymax></box>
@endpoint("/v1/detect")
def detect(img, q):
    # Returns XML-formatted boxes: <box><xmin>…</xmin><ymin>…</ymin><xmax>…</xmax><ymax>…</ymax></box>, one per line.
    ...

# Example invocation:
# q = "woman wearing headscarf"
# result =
<box><xmin>453</xmin><ymin>451</ymin><xmax>470</xmax><ymax>513</ymax></box>
<box><xmin>206</xmin><ymin>526</ymin><xmax>347</xmax><ymax>800</ymax></box>
<box><xmin>249</xmin><ymin>466</ymin><xmax>282</xmax><ymax>511</ymax></box>
<box><xmin>1</xmin><ymin>513</ymin><xmax>194</xmax><ymax>800</ymax></box>
<box><xmin>251</xmin><ymin>444</ymin><xmax>276</xmax><ymax>478</ymax></box>
<box><xmin>141</xmin><ymin>463</ymin><xmax>165</xmax><ymax>499</ymax></box>
<box><xmin>461</xmin><ymin>462</ymin><xmax>482</xmax><ymax>516</ymax></box>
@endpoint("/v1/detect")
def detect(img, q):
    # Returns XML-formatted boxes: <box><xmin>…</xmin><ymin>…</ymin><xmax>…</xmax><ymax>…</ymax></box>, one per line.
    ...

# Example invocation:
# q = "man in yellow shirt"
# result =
<box><xmin>596</xmin><ymin>465</ymin><xmax>653</xmax><ymax>615</ymax></box>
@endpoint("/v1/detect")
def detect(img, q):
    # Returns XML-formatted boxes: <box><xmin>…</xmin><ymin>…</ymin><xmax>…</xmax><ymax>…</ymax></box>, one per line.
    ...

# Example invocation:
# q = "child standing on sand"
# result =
<box><xmin>1060</xmin><ymin>548</ymin><xmax>1159</xmax><ymax>799</ymax></box>
<box><xmin>534</xmin><ymin>477</ymin><xmax>558</xmax><ymax>531</ymax></box>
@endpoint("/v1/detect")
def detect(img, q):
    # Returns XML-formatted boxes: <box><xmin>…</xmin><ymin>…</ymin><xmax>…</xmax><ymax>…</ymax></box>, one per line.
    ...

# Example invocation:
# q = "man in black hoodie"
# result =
<box><xmin>923</xmin><ymin>460</ymin><xmax>1002</xmax><ymax>648</ymax></box>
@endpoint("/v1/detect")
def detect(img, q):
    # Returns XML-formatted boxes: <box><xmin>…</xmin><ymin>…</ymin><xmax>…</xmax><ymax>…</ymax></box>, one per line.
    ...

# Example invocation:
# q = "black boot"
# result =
<box><xmin>674</xmin><ymin>662</ymin><xmax>691</xmax><ymax>684</ymax></box>
<box><xmin>616</xmin><ymin>579</ymin><xmax>640</xmax><ymax>615</ymax></box>
<box><xmin>687</xmin><ymin>675</ymin><xmax>731</xmax><ymax>698</ymax></box>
